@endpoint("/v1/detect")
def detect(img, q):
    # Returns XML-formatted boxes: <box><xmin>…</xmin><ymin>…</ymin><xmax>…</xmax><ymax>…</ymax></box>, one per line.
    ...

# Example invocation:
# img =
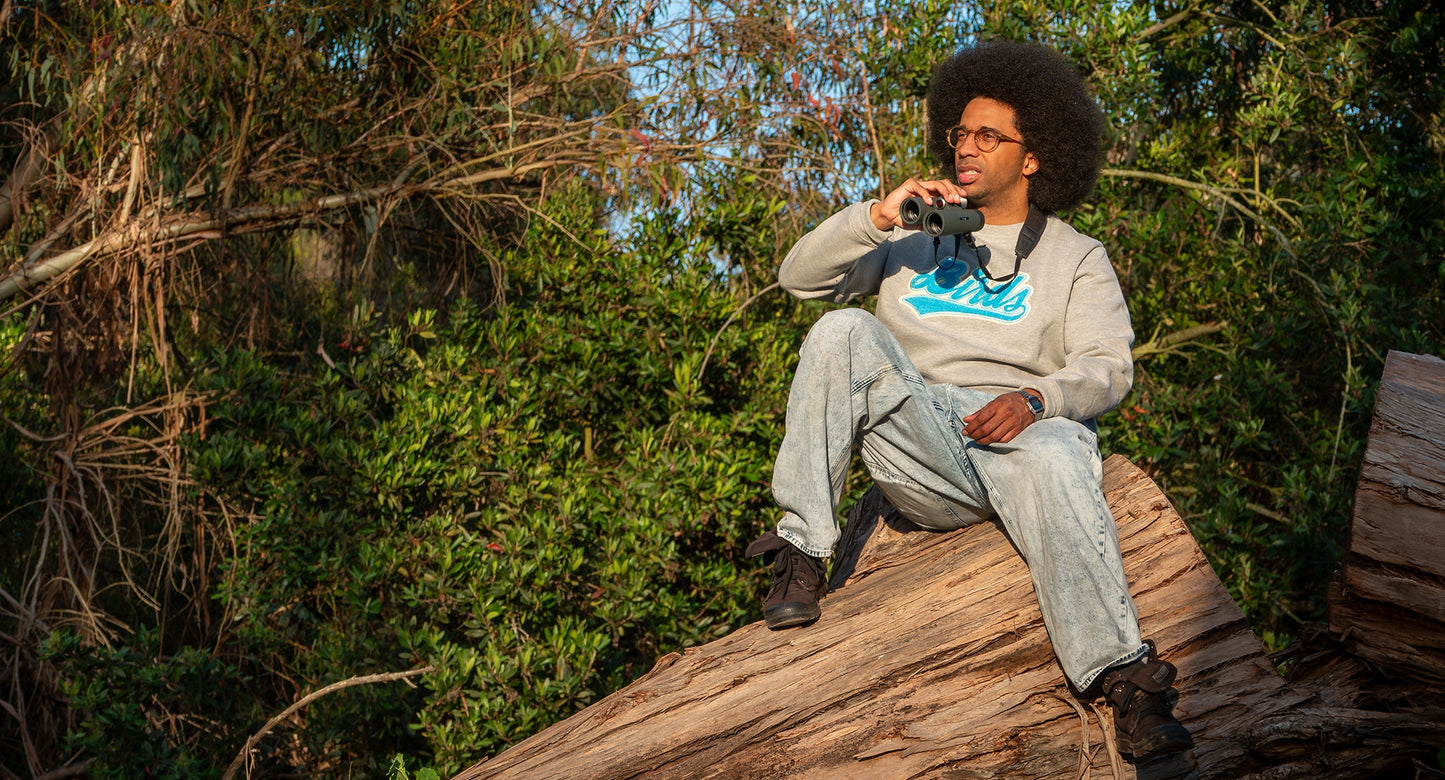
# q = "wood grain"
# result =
<box><xmin>1331</xmin><ymin>350</ymin><xmax>1445</xmax><ymax>684</ymax></box>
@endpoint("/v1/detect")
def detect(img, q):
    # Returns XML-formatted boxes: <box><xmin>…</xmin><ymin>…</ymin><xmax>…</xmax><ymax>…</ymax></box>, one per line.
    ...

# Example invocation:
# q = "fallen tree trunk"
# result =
<box><xmin>455</xmin><ymin>453</ymin><xmax>1445</xmax><ymax>779</ymax></box>
<box><xmin>1331</xmin><ymin>350</ymin><xmax>1445</xmax><ymax>686</ymax></box>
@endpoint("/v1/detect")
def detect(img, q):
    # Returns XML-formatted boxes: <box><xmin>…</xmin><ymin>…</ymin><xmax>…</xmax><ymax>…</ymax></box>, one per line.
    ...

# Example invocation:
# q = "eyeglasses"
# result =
<box><xmin>946</xmin><ymin>125</ymin><xmax>1024</xmax><ymax>153</ymax></box>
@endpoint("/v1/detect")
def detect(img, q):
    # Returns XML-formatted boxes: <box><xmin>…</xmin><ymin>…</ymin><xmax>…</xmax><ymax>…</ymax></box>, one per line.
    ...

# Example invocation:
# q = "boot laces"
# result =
<box><xmin>770</xmin><ymin>546</ymin><xmax>822</xmax><ymax>599</ymax></box>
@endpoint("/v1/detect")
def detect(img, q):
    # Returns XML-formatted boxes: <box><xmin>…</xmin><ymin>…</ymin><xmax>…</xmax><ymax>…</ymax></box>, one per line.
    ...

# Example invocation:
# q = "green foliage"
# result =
<box><xmin>388</xmin><ymin>754</ymin><xmax>441</xmax><ymax>780</ymax></box>
<box><xmin>0</xmin><ymin>311</ymin><xmax>45</xmax><ymax>588</ymax></box>
<box><xmin>39</xmin><ymin>628</ymin><xmax>245</xmax><ymax>780</ymax></box>
<box><xmin>169</xmin><ymin>185</ymin><xmax>806</xmax><ymax>773</ymax></box>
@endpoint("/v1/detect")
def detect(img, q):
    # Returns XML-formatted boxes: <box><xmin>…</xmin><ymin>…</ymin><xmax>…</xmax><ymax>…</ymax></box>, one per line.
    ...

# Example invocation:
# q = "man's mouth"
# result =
<box><xmin>957</xmin><ymin>166</ymin><xmax>981</xmax><ymax>186</ymax></box>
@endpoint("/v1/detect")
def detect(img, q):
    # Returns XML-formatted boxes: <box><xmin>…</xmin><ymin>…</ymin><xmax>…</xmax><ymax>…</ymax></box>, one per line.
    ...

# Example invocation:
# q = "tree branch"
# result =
<box><xmin>0</xmin><ymin>157</ymin><xmax>595</xmax><ymax>302</ymax></box>
<box><xmin>1136</xmin><ymin>2</ymin><xmax>1203</xmax><ymax>41</ymax></box>
<box><xmin>221</xmin><ymin>666</ymin><xmax>433</xmax><ymax>780</ymax></box>
<box><xmin>694</xmin><ymin>281</ymin><xmax>781</xmax><ymax>386</ymax></box>
<box><xmin>1101</xmin><ymin>167</ymin><xmax>1299</xmax><ymax>256</ymax></box>
<box><xmin>33</xmin><ymin>760</ymin><xmax>94</xmax><ymax>780</ymax></box>
<box><xmin>1132</xmin><ymin>321</ymin><xmax>1228</xmax><ymax>361</ymax></box>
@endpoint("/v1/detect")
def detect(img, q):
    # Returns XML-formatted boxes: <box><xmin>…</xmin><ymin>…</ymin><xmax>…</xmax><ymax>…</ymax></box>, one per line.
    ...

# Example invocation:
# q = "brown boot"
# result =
<box><xmin>745</xmin><ymin>531</ymin><xmax>827</xmax><ymax>629</ymax></box>
<box><xmin>1101</xmin><ymin>641</ymin><xmax>1194</xmax><ymax>759</ymax></box>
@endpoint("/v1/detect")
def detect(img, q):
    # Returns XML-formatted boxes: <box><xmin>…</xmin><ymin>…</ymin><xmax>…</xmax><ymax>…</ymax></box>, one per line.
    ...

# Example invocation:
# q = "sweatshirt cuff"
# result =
<box><xmin>1030</xmin><ymin>380</ymin><xmax>1063</xmax><ymax>421</ymax></box>
<box><xmin>851</xmin><ymin>200</ymin><xmax>894</xmax><ymax>244</ymax></box>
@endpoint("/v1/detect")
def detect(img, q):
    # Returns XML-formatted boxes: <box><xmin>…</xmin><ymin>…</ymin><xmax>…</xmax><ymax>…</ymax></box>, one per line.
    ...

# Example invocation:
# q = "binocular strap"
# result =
<box><xmin>942</xmin><ymin>204</ymin><xmax>1048</xmax><ymax>292</ymax></box>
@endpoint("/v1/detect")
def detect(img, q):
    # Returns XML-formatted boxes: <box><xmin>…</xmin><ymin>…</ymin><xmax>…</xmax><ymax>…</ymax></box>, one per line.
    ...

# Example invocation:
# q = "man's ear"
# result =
<box><xmin>1023</xmin><ymin>153</ymin><xmax>1039</xmax><ymax>176</ymax></box>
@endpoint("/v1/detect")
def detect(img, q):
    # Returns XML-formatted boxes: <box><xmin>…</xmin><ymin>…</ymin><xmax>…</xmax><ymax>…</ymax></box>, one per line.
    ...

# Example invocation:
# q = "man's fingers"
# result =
<box><xmin>916</xmin><ymin>179</ymin><xmax>966</xmax><ymax>203</ymax></box>
<box><xmin>963</xmin><ymin>395</ymin><xmax>1030</xmax><ymax>445</ymax></box>
<box><xmin>891</xmin><ymin>178</ymin><xmax>966</xmax><ymax>205</ymax></box>
<box><xmin>962</xmin><ymin>404</ymin><xmax>1003</xmax><ymax>441</ymax></box>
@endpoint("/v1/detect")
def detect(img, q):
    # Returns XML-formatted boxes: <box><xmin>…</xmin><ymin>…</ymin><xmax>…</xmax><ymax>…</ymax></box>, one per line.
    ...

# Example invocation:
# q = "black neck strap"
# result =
<box><xmin>944</xmin><ymin>204</ymin><xmax>1048</xmax><ymax>293</ymax></box>
<box><xmin>1014</xmin><ymin>204</ymin><xmax>1048</xmax><ymax>263</ymax></box>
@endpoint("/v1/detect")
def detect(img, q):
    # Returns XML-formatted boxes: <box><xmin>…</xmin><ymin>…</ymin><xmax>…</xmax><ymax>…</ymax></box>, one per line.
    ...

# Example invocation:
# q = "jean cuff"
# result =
<box><xmin>1075</xmin><ymin>642</ymin><xmax>1149</xmax><ymax>692</ymax></box>
<box><xmin>775</xmin><ymin>527</ymin><xmax>833</xmax><ymax>560</ymax></box>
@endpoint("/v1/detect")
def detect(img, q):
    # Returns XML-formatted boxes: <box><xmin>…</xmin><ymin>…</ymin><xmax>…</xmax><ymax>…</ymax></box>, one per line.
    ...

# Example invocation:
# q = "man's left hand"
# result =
<box><xmin>962</xmin><ymin>393</ymin><xmax>1035</xmax><ymax>445</ymax></box>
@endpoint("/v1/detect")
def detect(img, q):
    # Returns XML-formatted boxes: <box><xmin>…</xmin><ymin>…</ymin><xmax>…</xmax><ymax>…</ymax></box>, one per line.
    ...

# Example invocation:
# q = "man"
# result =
<box><xmin>745</xmin><ymin>40</ymin><xmax>1193</xmax><ymax>759</ymax></box>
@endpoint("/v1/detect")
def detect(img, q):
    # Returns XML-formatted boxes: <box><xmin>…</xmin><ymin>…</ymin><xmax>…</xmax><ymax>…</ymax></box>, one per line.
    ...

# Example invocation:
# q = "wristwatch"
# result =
<box><xmin>1017</xmin><ymin>389</ymin><xmax>1045</xmax><ymax>421</ymax></box>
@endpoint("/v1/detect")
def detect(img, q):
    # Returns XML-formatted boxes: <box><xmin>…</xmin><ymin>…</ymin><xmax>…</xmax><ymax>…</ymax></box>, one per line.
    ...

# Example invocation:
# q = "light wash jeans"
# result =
<box><xmin>771</xmin><ymin>308</ymin><xmax>1147</xmax><ymax>690</ymax></box>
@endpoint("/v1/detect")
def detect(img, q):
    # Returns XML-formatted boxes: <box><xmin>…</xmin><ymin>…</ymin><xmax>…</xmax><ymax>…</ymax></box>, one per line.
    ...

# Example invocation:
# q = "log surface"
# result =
<box><xmin>456</xmin><ymin>457</ymin><xmax>1363</xmax><ymax>780</ymax></box>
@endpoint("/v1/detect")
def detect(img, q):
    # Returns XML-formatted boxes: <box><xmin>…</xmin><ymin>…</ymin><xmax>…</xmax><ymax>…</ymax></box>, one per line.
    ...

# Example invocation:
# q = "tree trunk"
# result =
<box><xmin>1331</xmin><ymin>350</ymin><xmax>1445</xmax><ymax>686</ymax></box>
<box><xmin>455</xmin><ymin>449</ymin><xmax>1445</xmax><ymax>779</ymax></box>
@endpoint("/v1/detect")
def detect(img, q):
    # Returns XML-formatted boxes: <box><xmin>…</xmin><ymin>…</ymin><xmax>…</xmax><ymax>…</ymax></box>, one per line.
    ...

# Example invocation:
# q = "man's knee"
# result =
<box><xmin>803</xmin><ymin>308</ymin><xmax>888</xmax><ymax>355</ymax></box>
<box><xmin>807</xmin><ymin>307</ymin><xmax>882</xmax><ymax>335</ymax></box>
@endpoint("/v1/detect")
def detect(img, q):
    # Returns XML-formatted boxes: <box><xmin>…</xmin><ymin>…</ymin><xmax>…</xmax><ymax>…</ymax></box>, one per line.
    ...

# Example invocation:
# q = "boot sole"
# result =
<box><xmin>764</xmin><ymin>602</ymin><xmax>821</xmax><ymax>629</ymax></box>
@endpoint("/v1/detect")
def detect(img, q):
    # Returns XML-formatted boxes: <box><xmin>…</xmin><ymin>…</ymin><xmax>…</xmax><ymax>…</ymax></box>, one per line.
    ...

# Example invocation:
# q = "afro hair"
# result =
<box><xmin>926</xmin><ymin>40</ymin><xmax>1105</xmax><ymax>214</ymax></box>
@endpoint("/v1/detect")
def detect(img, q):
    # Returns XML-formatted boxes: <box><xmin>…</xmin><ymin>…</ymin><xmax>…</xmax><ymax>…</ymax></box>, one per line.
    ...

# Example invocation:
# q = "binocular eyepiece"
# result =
<box><xmin>899</xmin><ymin>196</ymin><xmax>984</xmax><ymax>237</ymax></box>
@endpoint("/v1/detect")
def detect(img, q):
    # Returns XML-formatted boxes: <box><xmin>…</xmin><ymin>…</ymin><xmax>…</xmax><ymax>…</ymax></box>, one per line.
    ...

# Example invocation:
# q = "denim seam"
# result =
<box><xmin>1076</xmin><ymin>643</ymin><xmax>1149</xmax><ymax>691</ymax></box>
<box><xmin>850</xmin><ymin>363</ymin><xmax>921</xmax><ymax>396</ymax></box>
<box><xmin>775</xmin><ymin>527</ymin><xmax>833</xmax><ymax>560</ymax></box>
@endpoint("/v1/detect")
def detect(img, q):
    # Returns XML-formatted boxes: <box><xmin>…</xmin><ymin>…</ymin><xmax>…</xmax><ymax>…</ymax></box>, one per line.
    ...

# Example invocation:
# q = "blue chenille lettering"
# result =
<box><xmin>902</xmin><ymin>268</ymin><xmax>1031</xmax><ymax>322</ymax></box>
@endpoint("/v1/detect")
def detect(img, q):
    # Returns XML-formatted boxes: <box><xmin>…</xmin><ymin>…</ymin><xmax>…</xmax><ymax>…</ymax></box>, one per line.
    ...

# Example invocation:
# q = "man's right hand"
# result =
<box><xmin>869</xmin><ymin>177</ymin><xmax>969</xmax><ymax>232</ymax></box>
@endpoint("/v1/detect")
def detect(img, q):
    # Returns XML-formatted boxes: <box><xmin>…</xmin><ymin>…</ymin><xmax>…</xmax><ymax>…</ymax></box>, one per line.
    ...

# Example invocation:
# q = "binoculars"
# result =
<box><xmin>900</xmin><ymin>196</ymin><xmax>984</xmax><ymax>236</ymax></box>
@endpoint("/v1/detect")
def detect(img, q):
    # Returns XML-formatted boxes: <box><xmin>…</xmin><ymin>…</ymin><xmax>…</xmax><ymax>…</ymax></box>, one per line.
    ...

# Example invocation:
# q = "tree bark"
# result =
<box><xmin>1331</xmin><ymin>350</ymin><xmax>1445</xmax><ymax>685</ymax></box>
<box><xmin>455</xmin><ymin>454</ymin><xmax>1445</xmax><ymax>779</ymax></box>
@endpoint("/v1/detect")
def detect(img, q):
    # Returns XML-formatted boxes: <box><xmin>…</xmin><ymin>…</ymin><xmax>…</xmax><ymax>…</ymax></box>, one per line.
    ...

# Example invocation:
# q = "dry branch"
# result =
<box><xmin>1131</xmin><ymin>322</ymin><xmax>1228</xmax><ymax>361</ymax></box>
<box><xmin>0</xmin><ymin>154</ymin><xmax>606</xmax><ymax>302</ymax></box>
<box><xmin>221</xmin><ymin>666</ymin><xmax>434</xmax><ymax>780</ymax></box>
<box><xmin>0</xmin><ymin>118</ymin><xmax>62</xmax><ymax>238</ymax></box>
<box><xmin>1100</xmin><ymin>168</ymin><xmax>1297</xmax><ymax>253</ymax></box>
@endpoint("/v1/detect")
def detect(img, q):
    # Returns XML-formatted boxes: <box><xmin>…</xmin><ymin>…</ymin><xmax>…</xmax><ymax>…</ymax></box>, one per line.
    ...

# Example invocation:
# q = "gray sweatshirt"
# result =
<box><xmin>778</xmin><ymin>200</ymin><xmax>1134</xmax><ymax>422</ymax></box>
